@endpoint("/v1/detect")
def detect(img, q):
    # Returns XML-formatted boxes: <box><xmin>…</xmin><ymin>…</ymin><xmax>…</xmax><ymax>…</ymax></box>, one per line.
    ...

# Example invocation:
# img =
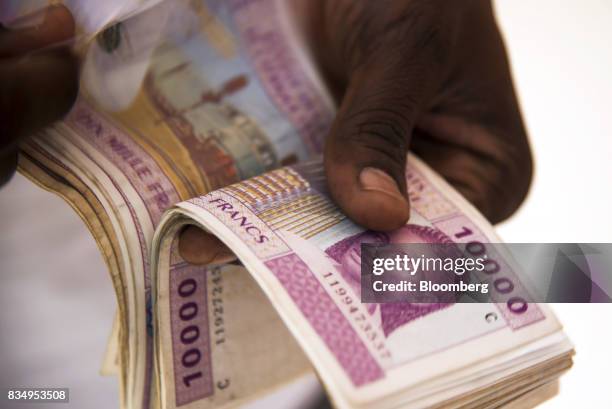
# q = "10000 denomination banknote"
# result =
<box><xmin>13</xmin><ymin>0</ymin><xmax>572</xmax><ymax>407</ymax></box>
<box><xmin>153</xmin><ymin>155</ymin><xmax>567</xmax><ymax>409</ymax></box>
<box><xmin>20</xmin><ymin>0</ymin><xmax>334</xmax><ymax>408</ymax></box>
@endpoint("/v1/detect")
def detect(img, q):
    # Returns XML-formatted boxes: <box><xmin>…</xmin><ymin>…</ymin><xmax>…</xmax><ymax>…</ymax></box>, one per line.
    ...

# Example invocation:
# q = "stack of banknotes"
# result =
<box><xmin>8</xmin><ymin>0</ymin><xmax>574</xmax><ymax>408</ymax></box>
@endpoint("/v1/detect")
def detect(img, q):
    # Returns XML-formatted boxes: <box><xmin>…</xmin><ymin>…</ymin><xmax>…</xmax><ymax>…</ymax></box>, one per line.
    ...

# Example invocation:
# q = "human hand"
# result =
<box><xmin>305</xmin><ymin>0</ymin><xmax>532</xmax><ymax>229</ymax></box>
<box><xmin>182</xmin><ymin>0</ymin><xmax>533</xmax><ymax>263</ymax></box>
<box><xmin>0</xmin><ymin>5</ymin><xmax>79</xmax><ymax>186</ymax></box>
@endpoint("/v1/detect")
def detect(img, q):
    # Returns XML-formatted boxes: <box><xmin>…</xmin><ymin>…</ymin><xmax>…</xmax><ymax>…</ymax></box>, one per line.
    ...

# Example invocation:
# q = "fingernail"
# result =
<box><xmin>211</xmin><ymin>253</ymin><xmax>237</xmax><ymax>265</ymax></box>
<box><xmin>359</xmin><ymin>167</ymin><xmax>405</xmax><ymax>200</ymax></box>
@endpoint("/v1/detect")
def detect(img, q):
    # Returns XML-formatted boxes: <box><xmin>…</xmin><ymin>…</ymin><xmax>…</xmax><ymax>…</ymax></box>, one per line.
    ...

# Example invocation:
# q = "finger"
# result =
<box><xmin>319</xmin><ymin>0</ymin><xmax>454</xmax><ymax>231</ymax></box>
<box><xmin>0</xmin><ymin>5</ymin><xmax>77</xmax><ymax>186</ymax></box>
<box><xmin>178</xmin><ymin>225</ymin><xmax>236</xmax><ymax>265</ymax></box>
<box><xmin>324</xmin><ymin>56</ymin><xmax>435</xmax><ymax>231</ymax></box>
<box><xmin>412</xmin><ymin>116</ymin><xmax>532</xmax><ymax>223</ymax></box>
<box><xmin>0</xmin><ymin>148</ymin><xmax>18</xmax><ymax>187</ymax></box>
<box><xmin>0</xmin><ymin>48</ymin><xmax>79</xmax><ymax>152</ymax></box>
<box><xmin>0</xmin><ymin>5</ymin><xmax>76</xmax><ymax>57</ymax></box>
<box><xmin>406</xmin><ymin>2</ymin><xmax>532</xmax><ymax>224</ymax></box>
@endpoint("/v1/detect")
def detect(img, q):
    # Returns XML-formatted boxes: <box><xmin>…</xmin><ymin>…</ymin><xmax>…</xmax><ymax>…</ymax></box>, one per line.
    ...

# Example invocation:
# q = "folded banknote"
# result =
<box><xmin>12</xmin><ymin>0</ymin><xmax>573</xmax><ymax>408</ymax></box>
<box><xmin>151</xmin><ymin>155</ymin><xmax>573</xmax><ymax>409</ymax></box>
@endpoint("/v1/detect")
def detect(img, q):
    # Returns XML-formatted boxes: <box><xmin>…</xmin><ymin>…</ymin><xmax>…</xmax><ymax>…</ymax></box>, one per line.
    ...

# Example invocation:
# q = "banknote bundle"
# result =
<box><xmin>10</xmin><ymin>0</ymin><xmax>573</xmax><ymax>408</ymax></box>
<box><xmin>151</xmin><ymin>155</ymin><xmax>575</xmax><ymax>409</ymax></box>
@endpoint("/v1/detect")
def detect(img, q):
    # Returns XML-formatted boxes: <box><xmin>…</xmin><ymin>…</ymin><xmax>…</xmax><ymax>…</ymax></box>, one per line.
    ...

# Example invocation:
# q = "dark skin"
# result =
<box><xmin>0</xmin><ymin>5</ymin><xmax>79</xmax><ymax>186</ymax></box>
<box><xmin>0</xmin><ymin>1</ymin><xmax>532</xmax><ymax>264</ymax></box>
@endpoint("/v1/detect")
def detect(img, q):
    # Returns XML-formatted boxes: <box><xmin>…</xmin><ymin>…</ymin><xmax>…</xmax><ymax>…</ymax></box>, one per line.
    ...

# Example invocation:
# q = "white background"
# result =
<box><xmin>1</xmin><ymin>1</ymin><xmax>611</xmax><ymax>408</ymax></box>
<box><xmin>495</xmin><ymin>1</ymin><xmax>612</xmax><ymax>407</ymax></box>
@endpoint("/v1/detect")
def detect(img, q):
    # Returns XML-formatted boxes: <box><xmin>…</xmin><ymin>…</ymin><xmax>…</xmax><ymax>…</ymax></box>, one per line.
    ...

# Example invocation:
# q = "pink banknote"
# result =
<box><xmin>163</xmin><ymin>159</ymin><xmax>549</xmax><ymax>407</ymax></box>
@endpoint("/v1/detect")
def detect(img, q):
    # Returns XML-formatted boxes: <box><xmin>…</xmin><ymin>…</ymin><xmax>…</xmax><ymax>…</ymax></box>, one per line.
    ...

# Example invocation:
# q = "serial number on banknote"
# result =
<box><xmin>210</xmin><ymin>267</ymin><xmax>227</xmax><ymax>346</ymax></box>
<box><xmin>210</xmin><ymin>267</ymin><xmax>231</xmax><ymax>391</ymax></box>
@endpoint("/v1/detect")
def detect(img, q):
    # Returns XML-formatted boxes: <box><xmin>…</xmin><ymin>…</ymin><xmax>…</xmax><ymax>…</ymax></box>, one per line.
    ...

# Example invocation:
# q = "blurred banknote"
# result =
<box><xmin>1</xmin><ymin>0</ymin><xmax>163</xmax><ymax>34</ymax></box>
<box><xmin>11</xmin><ymin>0</ymin><xmax>573</xmax><ymax>408</ymax></box>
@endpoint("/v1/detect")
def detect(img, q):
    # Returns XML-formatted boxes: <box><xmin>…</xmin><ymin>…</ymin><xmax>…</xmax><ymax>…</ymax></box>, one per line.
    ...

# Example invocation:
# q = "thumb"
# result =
<box><xmin>324</xmin><ymin>60</ymin><xmax>428</xmax><ymax>231</ymax></box>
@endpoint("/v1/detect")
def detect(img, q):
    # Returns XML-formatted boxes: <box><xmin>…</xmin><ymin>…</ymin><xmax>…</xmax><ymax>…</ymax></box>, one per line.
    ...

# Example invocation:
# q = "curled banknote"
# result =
<box><xmin>19</xmin><ymin>1</ymin><xmax>332</xmax><ymax>407</ymax></box>
<box><xmin>152</xmin><ymin>154</ymin><xmax>574</xmax><ymax>409</ymax></box>
<box><xmin>14</xmin><ymin>0</ymin><xmax>573</xmax><ymax>408</ymax></box>
<box><xmin>0</xmin><ymin>0</ymin><xmax>164</xmax><ymax>36</ymax></box>
<box><xmin>2</xmin><ymin>0</ymin><xmax>206</xmax><ymax>110</ymax></box>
